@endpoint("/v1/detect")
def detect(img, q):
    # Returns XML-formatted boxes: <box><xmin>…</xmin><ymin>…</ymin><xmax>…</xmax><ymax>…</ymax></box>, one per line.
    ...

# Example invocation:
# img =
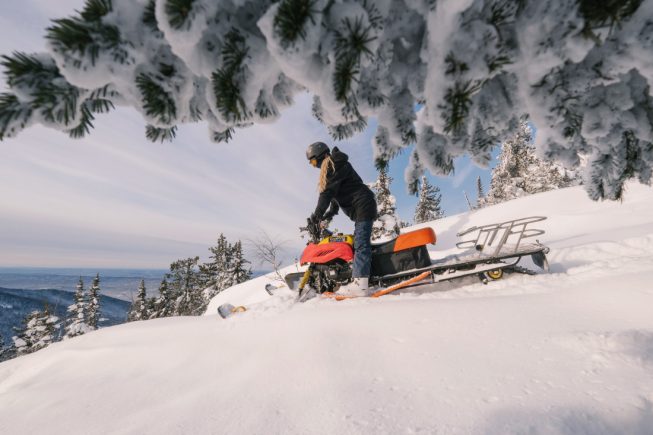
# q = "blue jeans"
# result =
<box><xmin>353</xmin><ymin>220</ymin><xmax>373</xmax><ymax>278</ymax></box>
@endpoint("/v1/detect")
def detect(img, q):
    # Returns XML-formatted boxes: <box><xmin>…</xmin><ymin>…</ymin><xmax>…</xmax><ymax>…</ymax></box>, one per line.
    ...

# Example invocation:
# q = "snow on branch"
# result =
<box><xmin>1</xmin><ymin>0</ymin><xmax>652</xmax><ymax>200</ymax></box>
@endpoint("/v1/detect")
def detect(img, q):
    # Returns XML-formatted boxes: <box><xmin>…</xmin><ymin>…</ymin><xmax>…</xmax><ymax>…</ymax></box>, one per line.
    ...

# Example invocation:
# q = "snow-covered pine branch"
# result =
<box><xmin>1</xmin><ymin>0</ymin><xmax>651</xmax><ymax>201</ymax></box>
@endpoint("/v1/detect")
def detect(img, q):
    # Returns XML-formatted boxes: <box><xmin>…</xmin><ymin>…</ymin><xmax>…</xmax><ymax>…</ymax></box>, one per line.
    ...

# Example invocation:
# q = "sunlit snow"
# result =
<box><xmin>1</xmin><ymin>183</ymin><xmax>652</xmax><ymax>434</ymax></box>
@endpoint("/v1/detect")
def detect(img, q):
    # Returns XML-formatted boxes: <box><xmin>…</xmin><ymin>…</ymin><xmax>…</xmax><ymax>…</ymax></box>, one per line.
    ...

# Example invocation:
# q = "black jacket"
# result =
<box><xmin>313</xmin><ymin>147</ymin><xmax>377</xmax><ymax>222</ymax></box>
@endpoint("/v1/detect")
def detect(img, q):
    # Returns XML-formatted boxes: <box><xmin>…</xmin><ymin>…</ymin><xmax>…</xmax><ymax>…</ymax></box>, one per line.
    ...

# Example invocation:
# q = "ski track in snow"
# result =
<box><xmin>2</xmin><ymin>184</ymin><xmax>653</xmax><ymax>434</ymax></box>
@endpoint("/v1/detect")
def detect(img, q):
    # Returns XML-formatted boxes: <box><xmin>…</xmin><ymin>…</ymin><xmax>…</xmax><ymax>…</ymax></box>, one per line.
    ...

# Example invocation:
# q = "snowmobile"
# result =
<box><xmin>284</xmin><ymin>216</ymin><xmax>551</xmax><ymax>301</ymax></box>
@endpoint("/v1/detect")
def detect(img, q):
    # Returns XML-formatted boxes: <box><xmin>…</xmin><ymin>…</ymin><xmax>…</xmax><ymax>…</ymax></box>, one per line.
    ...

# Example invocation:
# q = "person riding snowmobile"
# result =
<box><xmin>306</xmin><ymin>141</ymin><xmax>377</xmax><ymax>296</ymax></box>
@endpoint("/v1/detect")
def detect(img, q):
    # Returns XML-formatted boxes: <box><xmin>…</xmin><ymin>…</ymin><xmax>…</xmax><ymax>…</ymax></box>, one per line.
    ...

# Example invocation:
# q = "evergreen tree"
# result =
<box><xmin>0</xmin><ymin>331</ymin><xmax>6</xmax><ymax>362</ymax></box>
<box><xmin>87</xmin><ymin>273</ymin><xmax>101</xmax><ymax>330</ymax></box>
<box><xmin>476</xmin><ymin>176</ymin><xmax>485</xmax><ymax>208</ymax></box>
<box><xmin>1</xmin><ymin>1</ymin><xmax>649</xmax><ymax>202</ymax></box>
<box><xmin>167</xmin><ymin>256</ymin><xmax>202</xmax><ymax>316</ymax></box>
<box><xmin>65</xmin><ymin>277</ymin><xmax>89</xmax><ymax>339</ymax></box>
<box><xmin>12</xmin><ymin>305</ymin><xmax>60</xmax><ymax>356</ymax></box>
<box><xmin>151</xmin><ymin>279</ymin><xmax>173</xmax><ymax>319</ymax></box>
<box><xmin>230</xmin><ymin>241</ymin><xmax>253</xmax><ymax>286</ymax></box>
<box><xmin>128</xmin><ymin>279</ymin><xmax>149</xmax><ymax>322</ymax></box>
<box><xmin>413</xmin><ymin>176</ymin><xmax>444</xmax><ymax>224</ymax></box>
<box><xmin>200</xmin><ymin>234</ymin><xmax>231</xmax><ymax>293</ymax></box>
<box><xmin>482</xmin><ymin>120</ymin><xmax>579</xmax><ymax>207</ymax></box>
<box><xmin>146</xmin><ymin>296</ymin><xmax>157</xmax><ymax>320</ymax></box>
<box><xmin>371</xmin><ymin>166</ymin><xmax>400</xmax><ymax>241</ymax></box>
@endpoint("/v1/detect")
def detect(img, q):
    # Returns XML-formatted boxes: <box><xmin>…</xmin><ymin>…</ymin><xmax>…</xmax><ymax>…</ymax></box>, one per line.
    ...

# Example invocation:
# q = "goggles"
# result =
<box><xmin>309</xmin><ymin>158</ymin><xmax>318</xmax><ymax>167</ymax></box>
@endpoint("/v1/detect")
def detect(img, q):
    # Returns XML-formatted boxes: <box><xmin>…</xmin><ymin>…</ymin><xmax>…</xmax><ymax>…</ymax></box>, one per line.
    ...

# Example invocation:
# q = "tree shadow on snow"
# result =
<box><xmin>476</xmin><ymin>399</ymin><xmax>653</xmax><ymax>435</ymax></box>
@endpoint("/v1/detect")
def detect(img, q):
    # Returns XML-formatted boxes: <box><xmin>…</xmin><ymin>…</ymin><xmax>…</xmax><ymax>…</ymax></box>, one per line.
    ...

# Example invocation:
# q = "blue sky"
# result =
<box><xmin>0</xmin><ymin>0</ymin><xmax>497</xmax><ymax>269</ymax></box>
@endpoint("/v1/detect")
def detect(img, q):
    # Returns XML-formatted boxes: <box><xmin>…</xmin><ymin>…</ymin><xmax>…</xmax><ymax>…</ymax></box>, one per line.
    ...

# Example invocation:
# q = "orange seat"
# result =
<box><xmin>393</xmin><ymin>227</ymin><xmax>437</xmax><ymax>252</ymax></box>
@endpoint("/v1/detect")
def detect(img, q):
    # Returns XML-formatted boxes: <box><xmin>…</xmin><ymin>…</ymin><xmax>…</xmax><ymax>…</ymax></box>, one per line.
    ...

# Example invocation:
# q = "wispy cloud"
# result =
<box><xmin>450</xmin><ymin>159</ymin><xmax>476</xmax><ymax>189</ymax></box>
<box><xmin>0</xmin><ymin>92</ymin><xmax>354</xmax><ymax>267</ymax></box>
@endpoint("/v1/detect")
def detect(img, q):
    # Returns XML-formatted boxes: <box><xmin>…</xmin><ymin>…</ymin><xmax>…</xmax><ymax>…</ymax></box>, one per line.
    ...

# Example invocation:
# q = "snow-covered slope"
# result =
<box><xmin>1</xmin><ymin>184</ymin><xmax>652</xmax><ymax>435</ymax></box>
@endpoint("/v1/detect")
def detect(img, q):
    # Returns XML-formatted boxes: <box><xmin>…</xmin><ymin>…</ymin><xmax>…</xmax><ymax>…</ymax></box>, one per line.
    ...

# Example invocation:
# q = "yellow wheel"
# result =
<box><xmin>486</xmin><ymin>269</ymin><xmax>504</xmax><ymax>280</ymax></box>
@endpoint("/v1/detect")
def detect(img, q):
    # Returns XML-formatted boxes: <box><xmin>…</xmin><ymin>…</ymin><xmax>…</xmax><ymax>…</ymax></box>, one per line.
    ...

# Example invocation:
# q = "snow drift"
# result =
<box><xmin>1</xmin><ymin>183</ymin><xmax>653</xmax><ymax>434</ymax></box>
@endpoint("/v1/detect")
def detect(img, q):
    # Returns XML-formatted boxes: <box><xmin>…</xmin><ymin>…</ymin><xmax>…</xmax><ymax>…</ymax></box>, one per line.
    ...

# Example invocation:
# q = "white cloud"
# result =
<box><xmin>1</xmin><ymin>91</ymin><xmax>359</xmax><ymax>267</ymax></box>
<box><xmin>0</xmin><ymin>0</ymin><xmax>382</xmax><ymax>268</ymax></box>
<box><xmin>0</xmin><ymin>0</ymin><xmax>482</xmax><ymax>269</ymax></box>
<box><xmin>450</xmin><ymin>159</ymin><xmax>476</xmax><ymax>189</ymax></box>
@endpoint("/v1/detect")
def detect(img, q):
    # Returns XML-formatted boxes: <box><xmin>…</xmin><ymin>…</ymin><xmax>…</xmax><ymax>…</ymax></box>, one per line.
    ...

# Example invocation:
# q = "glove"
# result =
<box><xmin>308</xmin><ymin>213</ymin><xmax>320</xmax><ymax>226</ymax></box>
<box><xmin>322</xmin><ymin>211</ymin><xmax>335</xmax><ymax>221</ymax></box>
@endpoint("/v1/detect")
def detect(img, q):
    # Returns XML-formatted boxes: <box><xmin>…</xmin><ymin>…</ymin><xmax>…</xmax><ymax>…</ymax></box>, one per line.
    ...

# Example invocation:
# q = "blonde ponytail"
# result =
<box><xmin>318</xmin><ymin>155</ymin><xmax>335</xmax><ymax>192</ymax></box>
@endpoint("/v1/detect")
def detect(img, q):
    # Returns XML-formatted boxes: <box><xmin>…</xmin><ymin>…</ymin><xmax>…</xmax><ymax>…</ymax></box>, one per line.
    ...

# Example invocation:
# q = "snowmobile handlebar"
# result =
<box><xmin>300</xmin><ymin>218</ymin><xmax>333</xmax><ymax>244</ymax></box>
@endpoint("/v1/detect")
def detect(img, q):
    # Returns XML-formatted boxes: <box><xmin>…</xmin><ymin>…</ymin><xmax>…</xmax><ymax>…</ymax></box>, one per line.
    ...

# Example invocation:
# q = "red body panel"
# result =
<box><xmin>300</xmin><ymin>242</ymin><xmax>354</xmax><ymax>265</ymax></box>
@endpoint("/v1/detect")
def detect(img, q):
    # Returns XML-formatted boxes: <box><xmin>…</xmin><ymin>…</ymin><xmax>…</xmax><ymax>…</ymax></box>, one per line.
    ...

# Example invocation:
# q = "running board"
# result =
<box><xmin>375</xmin><ymin>245</ymin><xmax>549</xmax><ymax>283</ymax></box>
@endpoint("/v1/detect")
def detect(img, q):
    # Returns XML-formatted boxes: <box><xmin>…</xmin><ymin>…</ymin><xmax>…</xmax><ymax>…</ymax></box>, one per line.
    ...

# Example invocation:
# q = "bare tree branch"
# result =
<box><xmin>246</xmin><ymin>230</ymin><xmax>289</xmax><ymax>283</ymax></box>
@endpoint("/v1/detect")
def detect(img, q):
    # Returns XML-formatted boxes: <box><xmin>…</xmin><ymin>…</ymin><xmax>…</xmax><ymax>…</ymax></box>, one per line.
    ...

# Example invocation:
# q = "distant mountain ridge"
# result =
<box><xmin>0</xmin><ymin>287</ymin><xmax>131</xmax><ymax>344</ymax></box>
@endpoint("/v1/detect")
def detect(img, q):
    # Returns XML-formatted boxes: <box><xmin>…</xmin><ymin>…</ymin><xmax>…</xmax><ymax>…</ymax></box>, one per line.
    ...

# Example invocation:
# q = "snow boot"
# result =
<box><xmin>336</xmin><ymin>277</ymin><xmax>369</xmax><ymax>297</ymax></box>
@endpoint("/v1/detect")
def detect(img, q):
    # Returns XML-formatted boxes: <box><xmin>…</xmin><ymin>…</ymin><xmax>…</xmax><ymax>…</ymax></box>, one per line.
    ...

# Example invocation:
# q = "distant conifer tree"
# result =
<box><xmin>482</xmin><ymin>120</ymin><xmax>579</xmax><ymax>206</ymax></box>
<box><xmin>65</xmin><ymin>277</ymin><xmax>90</xmax><ymax>339</ymax></box>
<box><xmin>146</xmin><ymin>296</ymin><xmax>157</xmax><ymax>320</ymax></box>
<box><xmin>0</xmin><ymin>331</ymin><xmax>7</xmax><ymax>362</ymax></box>
<box><xmin>200</xmin><ymin>234</ymin><xmax>232</xmax><ymax>292</ymax></box>
<box><xmin>151</xmin><ymin>279</ymin><xmax>173</xmax><ymax>319</ymax></box>
<box><xmin>371</xmin><ymin>166</ymin><xmax>400</xmax><ymax>241</ymax></box>
<box><xmin>476</xmin><ymin>176</ymin><xmax>485</xmax><ymax>208</ymax></box>
<box><xmin>230</xmin><ymin>241</ymin><xmax>252</xmax><ymax>286</ymax></box>
<box><xmin>13</xmin><ymin>305</ymin><xmax>60</xmax><ymax>356</ymax></box>
<box><xmin>414</xmin><ymin>176</ymin><xmax>444</xmax><ymax>224</ymax></box>
<box><xmin>87</xmin><ymin>273</ymin><xmax>101</xmax><ymax>330</ymax></box>
<box><xmin>168</xmin><ymin>257</ymin><xmax>202</xmax><ymax>316</ymax></box>
<box><xmin>128</xmin><ymin>280</ymin><xmax>149</xmax><ymax>321</ymax></box>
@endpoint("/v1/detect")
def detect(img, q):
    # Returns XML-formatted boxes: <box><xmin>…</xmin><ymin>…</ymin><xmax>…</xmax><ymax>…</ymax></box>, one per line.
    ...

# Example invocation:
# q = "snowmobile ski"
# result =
<box><xmin>217</xmin><ymin>303</ymin><xmax>247</xmax><ymax>319</ymax></box>
<box><xmin>322</xmin><ymin>271</ymin><xmax>432</xmax><ymax>301</ymax></box>
<box><xmin>264</xmin><ymin>283</ymin><xmax>283</xmax><ymax>295</ymax></box>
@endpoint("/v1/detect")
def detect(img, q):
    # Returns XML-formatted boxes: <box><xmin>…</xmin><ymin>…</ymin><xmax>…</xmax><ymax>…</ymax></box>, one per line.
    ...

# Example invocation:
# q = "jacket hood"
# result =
<box><xmin>331</xmin><ymin>147</ymin><xmax>349</xmax><ymax>164</ymax></box>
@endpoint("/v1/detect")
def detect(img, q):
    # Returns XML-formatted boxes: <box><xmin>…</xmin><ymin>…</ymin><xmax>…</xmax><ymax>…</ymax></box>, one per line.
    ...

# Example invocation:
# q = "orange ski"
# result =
<box><xmin>323</xmin><ymin>271</ymin><xmax>431</xmax><ymax>301</ymax></box>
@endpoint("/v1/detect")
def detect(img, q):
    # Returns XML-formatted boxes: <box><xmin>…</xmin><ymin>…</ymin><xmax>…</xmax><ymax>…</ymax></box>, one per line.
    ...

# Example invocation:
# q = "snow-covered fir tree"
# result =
<box><xmin>0</xmin><ymin>331</ymin><xmax>7</xmax><ymax>362</ymax></box>
<box><xmin>414</xmin><ymin>176</ymin><xmax>444</xmax><ymax>224</ymax></box>
<box><xmin>65</xmin><ymin>277</ymin><xmax>90</xmax><ymax>339</ymax></box>
<box><xmin>1</xmin><ymin>1</ymin><xmax>649</xmax><ymax>202</ymax></box>
<box><xmin>230</xmin><ymin>241</ymin><xmax>253</xmax><ymax>287</ymax></box>
<box><xmin>200</xmin><ymin>234</ymin><xmax>232</xmax><ymax>293</ymax></box>
<box><xmin>476</xmin><ymin>176</ymin><xmax>485</xmax><ymax>208</ymax></box>
<box><xmin>12</xmin><ymin>305</ymin><xmax>60</xmax><ymax>356</ymax></box>
<box><xmin>371</xmin><ymin>166</ymin><xmax>400</xmax><ymax>242</ymax></box>
<box><xmin>128</xmin><ymin>280</ymin><xmax>149</xmax><ymax>322</ymax></box>
<box><xmin>199</xmin><ymin>235</ymin><xmax>253</xmax><ymax>306</ymax></box>
<box><xmin>87</xmin><ymin>273</ymin><xmax>101</xmax><ymax>330</ymax></box>
<box><xmin>168</xmin><ymin>256</ymin><xmax>203</xmax><ymax>316</ymax></box>
<box><xmin>150</xmin><ymin>279</ymin><xmax>173</xmax><ymax>319</ymax></box>
<box><xmin>482</xmin><ymin>120</ymin><xmax>578</xmax><ymax>206</ymax></box>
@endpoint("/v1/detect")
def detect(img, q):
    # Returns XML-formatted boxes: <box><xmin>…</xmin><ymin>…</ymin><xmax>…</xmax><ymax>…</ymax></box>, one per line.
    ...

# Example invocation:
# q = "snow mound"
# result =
<box><xmin>1</xmin><ymin>183</ymin><xmax>653</xmax><ymax>434</ymax></box>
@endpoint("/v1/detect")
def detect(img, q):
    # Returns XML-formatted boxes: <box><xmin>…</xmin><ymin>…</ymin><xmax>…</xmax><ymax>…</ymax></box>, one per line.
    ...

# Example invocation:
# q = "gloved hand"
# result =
<box><xmin>322</xmin><ymin>211</ymin><xmax>335</xmax><ymax>221</ymax></box>
<box><xmin>308</xmin><ymin>213</ymin><xmax>320</xmax><ymax>226</ymax></box>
